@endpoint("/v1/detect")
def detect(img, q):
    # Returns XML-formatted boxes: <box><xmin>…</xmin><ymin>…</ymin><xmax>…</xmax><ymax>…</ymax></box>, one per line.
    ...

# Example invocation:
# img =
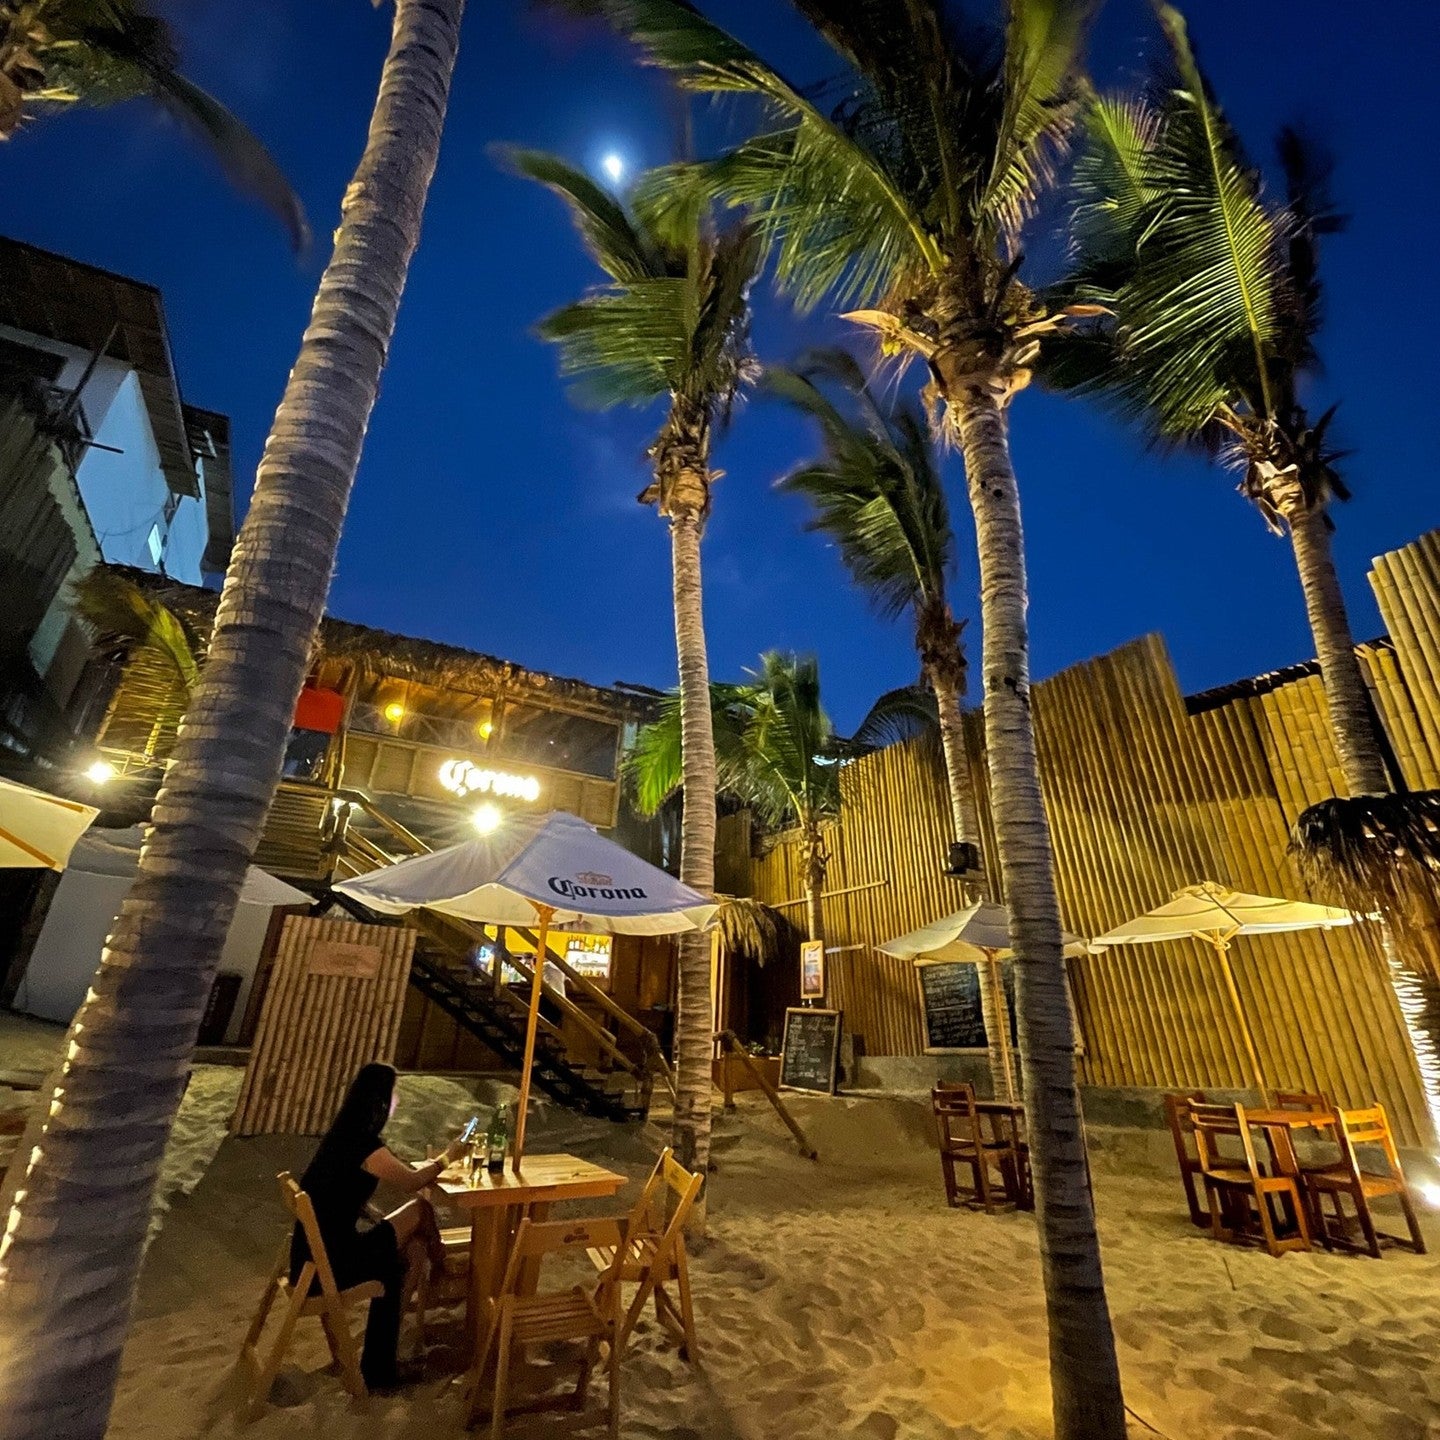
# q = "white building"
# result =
<box><xmin>0</xmin><ymin>239</ymin><xmax>233</xmax><ymax>773</ymax></box>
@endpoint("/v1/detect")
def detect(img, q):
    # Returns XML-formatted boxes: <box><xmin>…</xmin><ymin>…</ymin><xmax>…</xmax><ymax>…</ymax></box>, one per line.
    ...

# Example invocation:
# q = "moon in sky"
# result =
<box><xmin>601</xmin><ymin>153</ymin><xmax>625</xmax><ymax>183</ymax></box>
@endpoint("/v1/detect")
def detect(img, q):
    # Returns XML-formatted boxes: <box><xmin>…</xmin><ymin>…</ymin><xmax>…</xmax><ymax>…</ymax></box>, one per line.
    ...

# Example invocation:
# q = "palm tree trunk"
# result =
<box><xmin>800</xmin><ymin>820</ymin><xmax>827</xmax><ymax>946</ymax></box>
<box><xmin>950</xmin><ymin>387</ymin><xmax>1126</xmax><ymax>1440</ymax></box>
<box><xmin>1289</xmin><ymin>504</ymin><xmax>1440</xmax><ymax>1140</ymax></box>
<box><xmin>932</xmin><ymin>668</ymin><xmax>1015</xmax><ymax>1102</ymax></box>
<box><xmin>0</xmin><ymin>7</ymin><xmax>464</xmax><ymax>1435</ymax></box>
<box><xmin>1287</xmin><ymin>504</ymin><xmax>1389</xmax><ymax>795</ymax></box>
<box><xmin>669</xmin><ymin>502</ymin><xmax>717</xmax><ymax>1181</ymax></box>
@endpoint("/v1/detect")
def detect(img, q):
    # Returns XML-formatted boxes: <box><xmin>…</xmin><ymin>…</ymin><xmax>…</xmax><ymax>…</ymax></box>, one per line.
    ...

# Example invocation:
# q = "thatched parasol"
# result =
<box><xmin>1290</xmin><ymin>791</ymin><xmax>1440</xmax><ymax>916</ymax></box>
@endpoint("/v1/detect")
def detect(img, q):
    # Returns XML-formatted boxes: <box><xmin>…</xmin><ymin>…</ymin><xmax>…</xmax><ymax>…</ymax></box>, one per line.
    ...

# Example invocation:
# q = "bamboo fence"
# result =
<box><xmin>232</xmin><ymin>916</ymin><xmax>416</xmax><ymax>1136</ymax></box>
<box><xmin>743</xmin><ymin>532</ymin><xmax>1440</xmax><ymax>1145</ymax></box>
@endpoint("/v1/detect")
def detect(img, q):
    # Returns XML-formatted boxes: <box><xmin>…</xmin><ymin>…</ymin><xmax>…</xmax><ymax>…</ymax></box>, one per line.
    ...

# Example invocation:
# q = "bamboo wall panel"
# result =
<box><xmin>232</xmin><ymin>916</ymin><xmax>416</xmax><ymax>1136</ymax></box>
<box><xmin>742</xmin><ymin>625</ymin><xmax>1437</xmax><ymax>1145</ymax></box>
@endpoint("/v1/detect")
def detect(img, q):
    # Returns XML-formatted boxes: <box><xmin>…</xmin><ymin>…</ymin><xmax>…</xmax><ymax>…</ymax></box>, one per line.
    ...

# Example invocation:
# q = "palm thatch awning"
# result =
<box><xmin>1291</xmin><ymin>792</ymin><xmax>1440</xmax><ymax>915</ymax></box>
<box><xmin>715</xmin><ymin>894</ymin><xmax>796</xmax><ymax>965</ymax></box>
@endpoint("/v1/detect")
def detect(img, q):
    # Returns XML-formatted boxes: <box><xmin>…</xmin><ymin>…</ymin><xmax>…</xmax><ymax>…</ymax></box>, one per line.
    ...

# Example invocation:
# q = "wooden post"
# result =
<box><xmin>1209</xmin><ymin>935</ymin><xmax>1268</xmax><ymax>1100</ymax></box>
<box><xmin>512</xmin><ymin>904</ymin><xmax>554</xmax><ymax>1171</ymax></box>
<box><xmin>717</xmin><ymin>1030</ymin><xmax>819</xmax><ymax>1160</ymax></box>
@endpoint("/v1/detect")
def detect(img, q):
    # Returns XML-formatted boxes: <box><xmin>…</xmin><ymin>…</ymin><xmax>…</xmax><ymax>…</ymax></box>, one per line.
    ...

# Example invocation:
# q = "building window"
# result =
<box><xmin>146</xmin><ymin>523</ymin><xmax>164</xmax><ymax>567</ymax></box>
<box><xmin>499</xmin><ymin>702</ymin><xmax>619</xmax><ymax>780</ymax></box>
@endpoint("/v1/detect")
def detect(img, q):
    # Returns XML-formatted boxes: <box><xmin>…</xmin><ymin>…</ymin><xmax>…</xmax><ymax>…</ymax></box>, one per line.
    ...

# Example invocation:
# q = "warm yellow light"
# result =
<box><xmin>383</xmin><ymin>702</ymin><xmax>405</xmax><ymax>724</ymax></box>
<box><xmin>472</xmin><ymin>803</ymin><xmax>503</xmax><ymax>835</ymax></box>
<box><xmin>477</xmin><ymin>719</ymin><xmax>494</xmax><ymax>740</ymax></box>
<box><xmin>84</xmin><ymin>759</ymin><xmax>116</xmax><ymax>785</ymax></box>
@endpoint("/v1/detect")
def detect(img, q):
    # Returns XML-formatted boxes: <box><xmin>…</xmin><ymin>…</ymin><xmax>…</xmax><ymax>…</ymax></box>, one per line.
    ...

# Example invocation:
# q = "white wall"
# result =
<box><xmin>0</xmin><ymin>325</ymin><xmax>208</xmax><ymax>585</ymax></box>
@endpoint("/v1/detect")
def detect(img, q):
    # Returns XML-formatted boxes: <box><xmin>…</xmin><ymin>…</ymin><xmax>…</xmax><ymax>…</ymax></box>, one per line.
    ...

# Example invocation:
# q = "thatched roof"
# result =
<box><xmin>109</xmin><ymin>566</ymin><xmax>663</xmax><ymax>719</ymax></box>
<box><xmin>715</xmin><ymin>894</ymin><xmax>798</xmax><ymax>965</ymax></box>
<box><xmin>1290</xmin><ymin>791</ymin><xmax>1440</xmax><ymax>916</ymax></box>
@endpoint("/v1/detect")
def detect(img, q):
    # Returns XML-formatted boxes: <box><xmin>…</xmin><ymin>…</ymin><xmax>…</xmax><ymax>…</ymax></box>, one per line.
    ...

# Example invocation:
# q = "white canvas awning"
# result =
<box><xmin>1094</xmin><ymin>881</ymin><xmax>1353</xmax><ymax>950</ymax></box>
<box><xmin>0</xmin><ymin>776</ymin><xmax>99</xmax><ymax>870</ymax></box>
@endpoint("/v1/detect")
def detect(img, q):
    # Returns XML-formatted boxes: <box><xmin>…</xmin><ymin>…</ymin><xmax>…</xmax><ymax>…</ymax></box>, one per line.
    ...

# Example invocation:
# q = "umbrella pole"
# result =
<box><xmin>1212</xmin><ymin>937</ymin><xmax>1268</xmax><ymax>1101</ymax></box>
<box><xmin>513</xmin><ymin>904</ymin><xmax>554</xmax><ymax>1172</ymax></box>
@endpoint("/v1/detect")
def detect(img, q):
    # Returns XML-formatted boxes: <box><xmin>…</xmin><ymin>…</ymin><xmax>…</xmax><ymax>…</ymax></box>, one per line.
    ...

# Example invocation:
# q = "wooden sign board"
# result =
<box><xmin>799</xmin><ymin>940</ymin><xmax>825</xmax><ymax>1001</ymax></box>
<box><xmin>779</xmin><ymin>1007</ymin><xmax>842</xmax><ymax>1094</ymax></box>
<box><xmin>917</xmin><ymin>960</ymin><xmax>988</xmax><ymax>1054</ymax></box>
<box><xmin>308</xmin><ymin>940</ymin><xmax>383</xmax><ymax>979</ymax></box>
<box><xmin>232</xmin><ymin>916</ymin><xmax>415</xmax><ymax>1137</ymax></box>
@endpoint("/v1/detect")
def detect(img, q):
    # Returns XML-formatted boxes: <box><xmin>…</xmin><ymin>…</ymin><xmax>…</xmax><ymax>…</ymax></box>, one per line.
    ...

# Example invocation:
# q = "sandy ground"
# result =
<box><xmin>5</xmin><ymin>1013</ymin><xmax>1440</xmax><ymax>1437</ymax></box>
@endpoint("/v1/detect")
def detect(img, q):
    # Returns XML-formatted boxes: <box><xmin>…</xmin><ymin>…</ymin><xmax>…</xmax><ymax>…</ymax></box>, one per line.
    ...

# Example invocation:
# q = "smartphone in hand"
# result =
<box><xmin>459</xmin><ymin>1114</ymin><xmax>481</xmax><ymax>1145</ymax></box>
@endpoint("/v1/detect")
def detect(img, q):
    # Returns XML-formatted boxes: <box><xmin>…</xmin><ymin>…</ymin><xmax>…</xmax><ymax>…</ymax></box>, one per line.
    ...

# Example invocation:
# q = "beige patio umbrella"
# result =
<box><xmin>879</xmin><ymin>900</ymin><xmax>1091</xmax><ymax>1101</ymax></box>
<box><xmin>1093</xmin><ymin>880</ymin><xmax>1355</xmax><ymax>1096</ymax></box>
<box><xmin>336</xmin><ymin>810</ymin><xmax>716</xmax><ymax>1167</ymax></box>
<box><xmin>0</xmin><ymin>775</ymin><xmax>99</xmax><ymax>870</ymax></box>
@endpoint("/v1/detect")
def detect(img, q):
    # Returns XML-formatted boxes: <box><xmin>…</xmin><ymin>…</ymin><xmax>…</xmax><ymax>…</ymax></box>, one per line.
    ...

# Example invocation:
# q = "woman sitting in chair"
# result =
<box><xmin>291</xmin><ymin>1062</ymin><xmax>465</xmax><ymax>1390</ymax></box>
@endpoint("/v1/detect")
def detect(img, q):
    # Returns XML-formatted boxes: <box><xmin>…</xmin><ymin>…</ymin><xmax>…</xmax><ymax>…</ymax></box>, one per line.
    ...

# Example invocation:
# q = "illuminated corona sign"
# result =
<box><xmin>438</xmin><ymin>759</ymin><xmax>541</xmax><ymax>802</ymax></box>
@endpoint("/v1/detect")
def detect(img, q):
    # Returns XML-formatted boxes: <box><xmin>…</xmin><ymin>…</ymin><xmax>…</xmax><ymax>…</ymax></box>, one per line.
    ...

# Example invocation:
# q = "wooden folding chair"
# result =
<box><xmin>1304</xmin><ymin>1105</ymin><xmax>1426</xmax><ymax>1258</ymax></box>
<box><xmin>1163</xmin><ymin>1092</ymin><xmax>1208</xmax><ymax>1228</ymax></box>
<box><xmin>1190</xmin><ymin>1103</ymin><xmax>1310</xmax><ymax>1257</ymax></box>
<box><xmin>237</xmin><ymin>1173</ymin><xmax>385</xmax><ymax>1421</ymax></box>
<box><xmin>588</xmin><ymin>1150</ymin><xmax>704</xmax><ymax>1365</ymax></box>
<box><xmin>469</xmin><ymin>1215</ymin><xmax>627</xmax><ymax>1438</ymax></box>
<box><xmin>931</xmin><ymin>1083</ymin><xmax>1014</xmax><ymax>1214</ymax></box>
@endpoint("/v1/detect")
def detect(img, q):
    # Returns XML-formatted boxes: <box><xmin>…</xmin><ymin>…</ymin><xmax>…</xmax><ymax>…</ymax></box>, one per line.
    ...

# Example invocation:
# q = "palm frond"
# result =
<box><xmin>592</xmin><ymin>0</ymin><xmax>940</xmax><ymax>305</ymax></box>
<box><xmin>848</xmin><ymin>682</ymin><xmax>938</xmax><ymax>751</ymax></box>
<box><xmin>151</xmin><ymin>70</ymin><xmax>309</xmax><ymax>251</ymax></box>
<box><xmin>769</xmin><ymin>349</ymin><xmax>952</xmax><ymax>622</ymax></box>
<box><xmin>1068</xmin><ymin>91</ymin><xmax>1162</xmax><ymax>268</ymax></box>
<box><xmin>626</xmin><ymin>690</ymin><xmax>685</xmax><ymax>814</ymax></box>
<box><xmin>982</xmin><ymin>0</ymin><xmax>1098</xmax><ymax>238</ymax></box>
<box><xmin>536</xmin><ymin>280</ymin><xmax>692</xmax><ymax>406</ymax></box>
<box><xmin>497</xmin><ymin>145</ymin><xmax>660</xmax><ymax>283</ymax></box>
<box><xmin>70</xmin><ymin>566</ymin><xmax>200</xmax><ymax>691</ymax></box>
<box><xmin>14</xmin><ymin>3</ymin><xmax>306</xmax><ymax>247</ymax></box>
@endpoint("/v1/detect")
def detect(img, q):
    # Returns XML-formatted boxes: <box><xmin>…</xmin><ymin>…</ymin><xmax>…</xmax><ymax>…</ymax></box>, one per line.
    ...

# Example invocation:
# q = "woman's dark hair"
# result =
<box><xmin>326</xmin><ymin>1062</ymin><xmax>396</xmax><ymax>1142</ymax></box>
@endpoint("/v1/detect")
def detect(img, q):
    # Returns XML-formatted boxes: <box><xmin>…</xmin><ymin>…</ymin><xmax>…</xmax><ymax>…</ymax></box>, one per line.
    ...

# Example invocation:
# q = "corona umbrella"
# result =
<box><xmin>1093</xmin><ymin>880</ymin><xmax>1355</xmax><ymax>1096</ymax></box>
<box><xmin>0</xmin><ymin>775</ymin><xmax>99</xmax><ymax>870</ymax></box>
<box><xmin>335</xmin><ymin>810</ymin><xmax>716</xmax><ymax>1165</ymax></box>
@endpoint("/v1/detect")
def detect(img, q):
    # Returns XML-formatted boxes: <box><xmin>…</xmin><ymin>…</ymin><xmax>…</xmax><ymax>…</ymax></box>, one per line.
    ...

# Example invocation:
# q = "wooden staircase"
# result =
<box><xmin>327</xmin><ymin>790</ymin><xmax>671</xmax><ymax>1124</ymax></box>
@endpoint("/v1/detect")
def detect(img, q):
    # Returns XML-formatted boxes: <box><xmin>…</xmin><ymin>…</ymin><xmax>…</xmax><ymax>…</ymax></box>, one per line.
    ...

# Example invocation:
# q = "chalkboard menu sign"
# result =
<box><xmin>917</xmin><ymin>961</ymin><xmax>988</xmax><ymax>1053</ymax></box>
<box><xmin>779</xmin><ymin>1007</ymin><xmax>842</xmax><ymax>1094</ymax></box>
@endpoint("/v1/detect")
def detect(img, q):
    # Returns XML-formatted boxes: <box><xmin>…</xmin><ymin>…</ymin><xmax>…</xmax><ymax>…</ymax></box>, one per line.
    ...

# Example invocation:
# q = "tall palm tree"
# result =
<box><xmin>0</xmin><ymin>4</ymin><xmax>465</xmax><ymax>1434</ymax></box>
<box><xmin>502</xmin><ymin>147</ymin><xmax>760</xmax><ymax>1177</ymax></box>
<box><xmin>1</xmin><ymin>0</ymin><xmax>307</xmax><ymax>246</ymax></box>
<box><xmin>768</xmin><ymin>348</ymin><xmax>1015</xmax><ymax>1100</ymax></box>
<box><xmin>578</xmin><ymin>4</ymin><xmax>1122</xmax><ymax>1431</ymax></box>
<box><xmin>1059</xmin><ymin>3</ymin><xmax>1385</xmax><ymax>800</ymax></box>
<box><xmin>631</xmin><ymin>652</ymin><xmax>844</xmax><ymax>947</ymax></box>
<box><xmin>1058</xmin><ymin>2</ymin><xmax>1440</xmax><ymax>1138</ymax></box>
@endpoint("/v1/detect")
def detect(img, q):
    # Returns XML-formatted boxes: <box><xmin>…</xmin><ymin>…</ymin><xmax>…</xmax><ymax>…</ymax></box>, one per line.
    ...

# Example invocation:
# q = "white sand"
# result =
<box><xmin>7</xmin><ymin>1012</ymin><xmax>1439</xmax><ymax>1437</ymax></box>
<box><xmin>82</xmin><ymin>1075</ymin><xmax>1440</xmax><ymax>1439</ymax></box>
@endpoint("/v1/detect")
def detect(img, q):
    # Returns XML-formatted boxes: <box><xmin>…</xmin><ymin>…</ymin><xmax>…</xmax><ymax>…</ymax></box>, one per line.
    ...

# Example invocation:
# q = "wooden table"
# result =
<box><xmin>1243</xmin><ymin>1108</ymin><xmax>1338</xmax><ymax>1179</ymax></box>
<box><xmin>436</xmin><ymin>1153</ymin><xmax>627</xmax><ymax>1359</ymax></box>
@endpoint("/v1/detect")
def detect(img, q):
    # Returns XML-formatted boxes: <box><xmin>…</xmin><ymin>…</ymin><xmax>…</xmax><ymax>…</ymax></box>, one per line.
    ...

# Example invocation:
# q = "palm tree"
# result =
<box><xmin>0</xmin><ymin>4</ymin><xmax>465</xmax><ymax>1434</ymax></box>
<box><xmin>1</xmin><ymin>0</ymin><xmax>307</xmax><ymax>247</ymax></box>
<box><xmin>1059</xmin><ymin>3</ymin><xmax>1386</xmax><ymax>800</ymax></box>
<box><xmin>502</xmin><ymin>148</ymin><xmax>760</xmax><ymax>1177</ymax></box>
<box><xmin>1057</xmin><ymin>2</ymin><xmax>1440</xmax><ymax>1140</ymax></box>
<box><xmin>768</xmin><ymin>348</ymin><xmax>1015</xmax><ymax>1100</ymax></box>
<box><xmin>631</xmin><ymin>652</ymin><xmax>844</xmax><ymax>947</ymax></box>
<box><xmin>579</xmin><ymin>4</ymin><xmax>1123</xmax><ymax>1431</ymax></box>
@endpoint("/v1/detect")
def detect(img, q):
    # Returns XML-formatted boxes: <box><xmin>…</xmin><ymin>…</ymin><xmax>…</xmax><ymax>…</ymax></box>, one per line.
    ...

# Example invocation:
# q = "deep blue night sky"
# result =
<box><xmin>6</xmin><ymin>1</ymin><xmax>1436</xmax><ymax>729</ymax></box>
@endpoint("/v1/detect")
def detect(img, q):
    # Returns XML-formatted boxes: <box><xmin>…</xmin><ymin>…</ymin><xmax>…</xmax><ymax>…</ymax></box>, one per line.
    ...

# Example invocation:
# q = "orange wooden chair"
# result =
<box><xmin>931</xmin><ymin>1082</ymin><xmax>1019</xmax><ymax>1213</ymax></box>
<box><xmin>237</xmin><ymin>1173</ymin><xmax>384</xmax><ymax>1420</ymax></box>
<box><xmin>1303</xmin><ymin>1105</ymin><xmax>1426</xmax><ymax>1258</ymax></box>
<box><xmin>588</xmin><ymin>1149</ymin><xmax>704</xmax><ymax>1364</ymax></box>
<box><xmin>1162</xmin><ymin>1092</ymin><xmax>1208</xmax><ymax>1227</ymax></box>
<box><xmin>1190</xmin><ymin>1103</ymin><xmax>1310</xmax><ymax>1257</ymax></box>
<box><xmin>469</xmin><ymin>1215</ymin><xmax>627</xmax><ymax>1437</ymax></box>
